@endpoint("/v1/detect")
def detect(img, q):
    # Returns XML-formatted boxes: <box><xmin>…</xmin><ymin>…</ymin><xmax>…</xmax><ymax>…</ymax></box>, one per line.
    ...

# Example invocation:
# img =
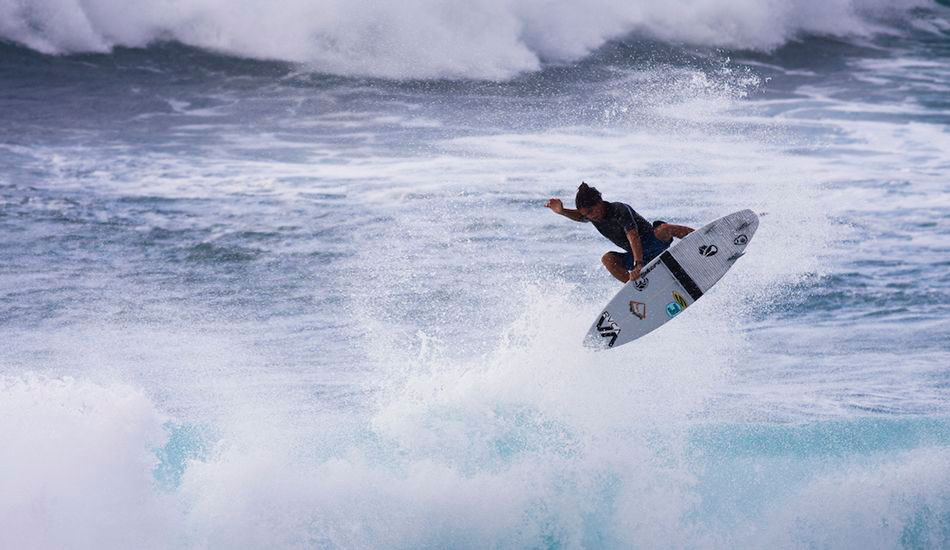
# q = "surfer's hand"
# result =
<box><xmin>545</xmin><ymin>198</ymin><xmax>563</xmax><ymax>214</ymax></box>
<box><xmin>628</xmin><ymin>266</ymin><xmax>641</xmax><ymax>282</ymax></box>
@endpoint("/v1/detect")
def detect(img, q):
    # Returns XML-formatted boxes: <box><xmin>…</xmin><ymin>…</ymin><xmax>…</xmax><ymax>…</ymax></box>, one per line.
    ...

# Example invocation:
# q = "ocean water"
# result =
<box><xmin>1</xmin><ymin>1</ymin><xmax>949</xmax><ymax>548</ymax></box>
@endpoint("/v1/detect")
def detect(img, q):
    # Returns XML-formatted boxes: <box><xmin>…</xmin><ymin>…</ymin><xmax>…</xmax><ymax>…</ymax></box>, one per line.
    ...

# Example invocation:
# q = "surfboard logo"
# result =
<box><xmin>666</xmin><ymin>291</ymin><xmax>688</xmax><ymax>318</ymax></box>
<box><xmin>634</xmin><ymin>277</ymin><xmax>649</xmax><ymax>291</ymax></box>
<box><xmin>699</xmin><ymin>244</ymin><xmax>718</xmax><ymax>257</ymax></box>
<box><xmin>596</xmin><ymin>311</ymin><xmax>620</xmax><ymax>347</ymax></box>
<box><xmin>666</xmin><ymin>302</ymin><xmax>682</xmax><ymax>317</ymax></box>
<box><xmin>628</xmin><ymin>301</ymin><xmax>646</xmax><ymax>320</ymax></box>
<box><xmin>733</xmin><ymin>234</ymin><xmax>748</xmax><ymax>246</ymax></box>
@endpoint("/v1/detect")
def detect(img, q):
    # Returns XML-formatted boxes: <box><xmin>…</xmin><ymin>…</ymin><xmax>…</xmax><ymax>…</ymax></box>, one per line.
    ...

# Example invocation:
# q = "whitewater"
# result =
<box><xmin>1</xmin><ymin>1</ymin><xmax>949</xmax><ymax>548</ymax></box>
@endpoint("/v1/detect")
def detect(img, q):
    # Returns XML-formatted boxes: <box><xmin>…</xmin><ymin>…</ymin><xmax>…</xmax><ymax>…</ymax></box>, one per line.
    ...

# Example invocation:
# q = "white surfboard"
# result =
<box><xmin>584</xmin><ymin>209</ymin><xmax>759</xmax><ymax>349</ymax></box>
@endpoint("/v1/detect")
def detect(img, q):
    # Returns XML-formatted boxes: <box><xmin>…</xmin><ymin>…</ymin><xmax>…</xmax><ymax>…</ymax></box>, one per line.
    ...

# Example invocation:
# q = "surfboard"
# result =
<box><xmin>584</xmin><ymin>209</ymin><xmax>759</xmax><ymax>349</ymax></box>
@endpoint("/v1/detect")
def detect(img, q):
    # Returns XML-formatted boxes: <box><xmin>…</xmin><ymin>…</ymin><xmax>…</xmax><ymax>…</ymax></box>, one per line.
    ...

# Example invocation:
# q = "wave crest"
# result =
<box><xmin>0</xmin><ymin>0</ymin><xmax>932</xmax><ymax>79</ymax></box>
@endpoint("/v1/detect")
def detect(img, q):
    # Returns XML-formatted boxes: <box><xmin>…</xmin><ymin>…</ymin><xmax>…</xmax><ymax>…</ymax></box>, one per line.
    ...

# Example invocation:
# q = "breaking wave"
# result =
<box><xmin>3</xmin><ymin>373</ymin><xmax>949</xmax><ymax>549</ymax></box>
<box><xmin>0</xmin><ymin>0</ymin><xmax>934</xmax><ymax>79</ymax></box>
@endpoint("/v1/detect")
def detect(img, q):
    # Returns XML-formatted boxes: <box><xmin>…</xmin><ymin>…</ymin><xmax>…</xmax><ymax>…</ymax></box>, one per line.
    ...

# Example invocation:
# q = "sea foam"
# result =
<box><xmin>0</xmin><ymin>376</ymin><xmax>175</xmax><ymax>550</ymax></box>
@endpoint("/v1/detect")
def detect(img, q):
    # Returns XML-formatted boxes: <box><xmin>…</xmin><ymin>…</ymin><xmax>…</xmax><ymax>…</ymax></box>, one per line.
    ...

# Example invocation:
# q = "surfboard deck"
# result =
<box><xmin>585</xmin><ymin>209</ymin><xmax>758</xmax><ymax>349</ymax></box>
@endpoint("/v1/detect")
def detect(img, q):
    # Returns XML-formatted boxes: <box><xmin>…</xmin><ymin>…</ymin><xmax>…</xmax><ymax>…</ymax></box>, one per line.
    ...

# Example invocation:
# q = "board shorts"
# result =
<box><xmin>620</xmin><ymin>227</ymin><xmax>671</xmax><ymax>270</ymax></box>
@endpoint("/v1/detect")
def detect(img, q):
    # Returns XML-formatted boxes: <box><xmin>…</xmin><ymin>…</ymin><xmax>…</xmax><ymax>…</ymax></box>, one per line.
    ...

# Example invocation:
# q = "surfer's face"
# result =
<box><xmin>580</xmin><ymin>202</ymin><xmax>606</xmax><ymax>221</ymax></box>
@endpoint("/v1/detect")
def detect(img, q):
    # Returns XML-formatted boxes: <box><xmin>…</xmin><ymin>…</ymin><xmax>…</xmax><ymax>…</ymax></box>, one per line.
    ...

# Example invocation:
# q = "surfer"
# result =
<box><xmin>545</xmin><ymin>182</ymin><xmax>694</xmax><ymax>283</ymax></box>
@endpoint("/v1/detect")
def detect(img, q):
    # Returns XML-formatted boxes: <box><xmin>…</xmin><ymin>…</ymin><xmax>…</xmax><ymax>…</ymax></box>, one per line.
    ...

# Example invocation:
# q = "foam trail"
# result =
<box><xmin>0</xmin><ymin>0</ymin><xmax>931</xmax><ymax>79</ymax></box>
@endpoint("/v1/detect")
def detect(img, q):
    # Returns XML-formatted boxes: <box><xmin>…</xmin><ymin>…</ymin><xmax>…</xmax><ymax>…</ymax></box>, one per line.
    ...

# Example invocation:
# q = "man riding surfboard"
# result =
<box><xmin>546</xmin><ymin>182</ymin><xmax>694</xmax><ymax>283</ymax></box>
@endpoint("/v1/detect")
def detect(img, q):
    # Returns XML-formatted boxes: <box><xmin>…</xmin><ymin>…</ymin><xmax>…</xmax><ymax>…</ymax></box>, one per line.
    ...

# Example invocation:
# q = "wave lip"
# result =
<box><xmin>0</xmin><ymin>0</ymin><xmax>935</xmax><ymax>80</ymax></box>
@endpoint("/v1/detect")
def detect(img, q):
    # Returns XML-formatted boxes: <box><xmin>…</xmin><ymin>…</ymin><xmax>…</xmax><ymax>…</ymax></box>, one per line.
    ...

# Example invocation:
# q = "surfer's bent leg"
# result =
<box><xmin>601</xmin><ymin>252</ymin><xmax>629</xmax><ymax>283</ymax></box>
<box><xmin>654</xmin><ymin>223</ymin><xmax>693</xmax><ymax>242</ymax></box>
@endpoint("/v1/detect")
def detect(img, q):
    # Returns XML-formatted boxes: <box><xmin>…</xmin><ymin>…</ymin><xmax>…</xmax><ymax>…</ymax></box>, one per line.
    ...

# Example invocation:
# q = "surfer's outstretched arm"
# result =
<box><xmin>545</xmin><ymin>198</ymin><xmax>587</xmax><ymax>222</ymax></box>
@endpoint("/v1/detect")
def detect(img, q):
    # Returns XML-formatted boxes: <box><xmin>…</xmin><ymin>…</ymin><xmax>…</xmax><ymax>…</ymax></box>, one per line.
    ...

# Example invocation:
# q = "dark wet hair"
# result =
<box><xmin>575</xmin><ymin>182</ymin><xmax>602</xmax><ymax>209</ymax></box>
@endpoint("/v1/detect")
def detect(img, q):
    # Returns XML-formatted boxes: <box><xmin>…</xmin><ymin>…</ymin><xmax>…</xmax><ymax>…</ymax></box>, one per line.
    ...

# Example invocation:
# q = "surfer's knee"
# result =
<box><xmin>654</xmin><ymin>223</ymin><xmax>673</xmax><ymax>242</ymax></box>
<box><xmin>601</xmin><ymin>251</ymin><xmax>621</xmax><ymax>267</ymax></box>
<box><xmin>655</xmin><ymin>223</ymin><xmax>692</xmax><ymax>241</ymax></box>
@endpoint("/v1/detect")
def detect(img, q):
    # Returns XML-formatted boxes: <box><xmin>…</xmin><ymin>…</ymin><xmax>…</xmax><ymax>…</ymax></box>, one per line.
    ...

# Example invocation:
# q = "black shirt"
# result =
<box><xmin>587</xmin><ymin>201</ymin><xmax>654</xmax><ymax>252</ymax></box>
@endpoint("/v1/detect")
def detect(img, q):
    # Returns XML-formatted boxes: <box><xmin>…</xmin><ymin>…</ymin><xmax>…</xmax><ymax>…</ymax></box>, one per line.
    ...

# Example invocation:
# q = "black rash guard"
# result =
<box><xmin>587</xmin><ymin>201</ymin><xmax>655</xmax><ymax>252</ymax></box>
